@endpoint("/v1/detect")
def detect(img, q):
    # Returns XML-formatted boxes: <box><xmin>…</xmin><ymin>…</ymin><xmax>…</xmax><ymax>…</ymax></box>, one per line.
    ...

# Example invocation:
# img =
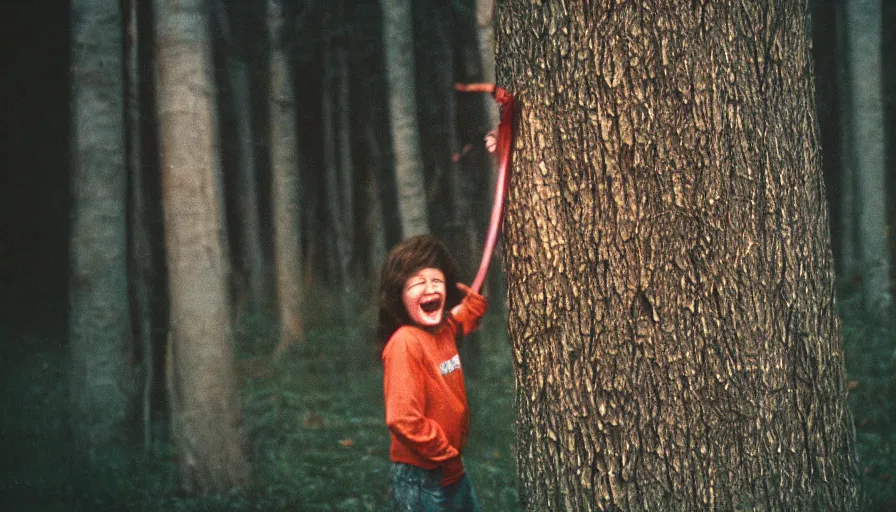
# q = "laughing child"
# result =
<box><xmin>376</xmin><ymin>234</ymin><xmax>487</xmax><ymax>511</ymax></box>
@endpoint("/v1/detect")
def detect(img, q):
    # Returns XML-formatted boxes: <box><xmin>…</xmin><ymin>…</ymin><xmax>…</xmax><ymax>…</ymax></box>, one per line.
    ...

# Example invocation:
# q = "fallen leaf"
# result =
<box><xmin>848</xmin><ymin>380</ymin><xmax>860</xmax><ymax>390</ymax></box>
<box><xmin>339</xmin><ymin>439</ymin><xmax>354</xmax><ymax>447</ymax></box>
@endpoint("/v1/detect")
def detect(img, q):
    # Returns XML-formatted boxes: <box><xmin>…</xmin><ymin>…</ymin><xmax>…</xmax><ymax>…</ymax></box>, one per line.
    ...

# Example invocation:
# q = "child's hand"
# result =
<box><xmin>484</xmin><ymin>129</ymin><xmax>498</xmax><ymax>153</ymax></box>
<box><xmin>453</xmin><ymin>283</ymin><xmax>487</xmax><ymax>320</ymax></box>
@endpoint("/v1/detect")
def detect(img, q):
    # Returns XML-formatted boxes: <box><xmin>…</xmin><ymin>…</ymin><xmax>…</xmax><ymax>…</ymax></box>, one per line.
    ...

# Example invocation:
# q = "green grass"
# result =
<box><xmin>2</xmin><ymin>290</ymin><xmax>893</xmax><ymax>511</ymax></box>
<box><xmin>225</xmin><ymin>313</ymin><xmax>522</xmax><ymax>511</ymax></box>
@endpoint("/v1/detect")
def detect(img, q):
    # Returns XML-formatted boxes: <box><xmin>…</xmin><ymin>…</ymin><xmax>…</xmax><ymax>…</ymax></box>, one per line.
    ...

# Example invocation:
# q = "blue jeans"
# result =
<box><xmin>390</xmin><ymin>463</ymin><xmax>483</xmax><ymax>512</ymax></box>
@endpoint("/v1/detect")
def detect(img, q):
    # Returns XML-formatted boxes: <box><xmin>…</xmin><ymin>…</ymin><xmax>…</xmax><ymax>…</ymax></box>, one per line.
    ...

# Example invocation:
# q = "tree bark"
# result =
<box><xmin>267</xmin><ymin>0</ymin><xmax>304</xmax><ymax>355</ymax></box>
<box><xmin>498</xmin><ymin>1</ymin><xmax>859</xmax><ymax>510</ymax></box>
<box><xmin>843</xmin><ymin>0</ymin><xmax>891</xmax><ymax>309</ymax></box>
<box><xmin>153</xmin><ymin>0</ymin><xmax>249</xmax><ymax>492</ymax></box>
<box><xmin>69</xmin><ymin>0</ymin><xmax>137</xmax><ymax>462</ymax></box>
<box><xmin>380</xmin><ymin>0</ymin><xmax>430</xmax><ymax>238</ymax></box>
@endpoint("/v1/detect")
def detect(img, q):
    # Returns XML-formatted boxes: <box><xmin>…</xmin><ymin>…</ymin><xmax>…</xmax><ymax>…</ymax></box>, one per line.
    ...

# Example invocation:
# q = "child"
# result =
<box><xmin>376</xmin><ymin>234</ymin><xmax>487</xmax><ymax>512</ymax></box>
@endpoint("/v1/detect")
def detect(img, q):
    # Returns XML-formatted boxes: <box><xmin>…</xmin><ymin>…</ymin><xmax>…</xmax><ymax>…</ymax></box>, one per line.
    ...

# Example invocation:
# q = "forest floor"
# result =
<box><xmin>1</xmin><ymin>292</ymin><xmax>893</xmax><ymax>511</ymax></box>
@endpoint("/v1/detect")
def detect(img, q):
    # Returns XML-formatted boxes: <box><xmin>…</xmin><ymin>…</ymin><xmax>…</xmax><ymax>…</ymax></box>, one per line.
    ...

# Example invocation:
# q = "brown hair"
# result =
<box><xmin>376</xmin><ymin>234</ymin><xmax>463</xmax><ymax>347</ymax></box>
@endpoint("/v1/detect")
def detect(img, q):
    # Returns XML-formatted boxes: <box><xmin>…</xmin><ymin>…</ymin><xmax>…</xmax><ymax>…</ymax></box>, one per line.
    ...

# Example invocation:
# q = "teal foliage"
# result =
<box><xmin>1</xmin><ymin>307</ymin><xmax>520</xmax><ymax>511</ymax></box>
<box><xmin>3</xmin><ymin>288</ymin><xmax>892</xmax><ymax>510</ymax></box>
<box><xmin>838</xmin><ymin>291</ymin><xmax>896</xmax><ymax>511</ymax></box>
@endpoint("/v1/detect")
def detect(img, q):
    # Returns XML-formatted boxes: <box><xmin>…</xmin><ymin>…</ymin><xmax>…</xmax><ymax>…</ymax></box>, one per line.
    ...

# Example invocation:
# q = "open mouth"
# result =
<box><xmin>420</xmin><ymin>298</ymin><xmax>442</xmax><ymax>313</ymax></box>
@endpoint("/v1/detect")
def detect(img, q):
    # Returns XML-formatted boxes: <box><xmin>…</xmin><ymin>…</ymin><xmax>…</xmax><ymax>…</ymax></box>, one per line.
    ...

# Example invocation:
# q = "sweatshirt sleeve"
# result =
<box><xmin>449</xmin><ymin>289</ymin><xmax>488</xmax><ymax>336</ymax></box>
<box><xmin>383</xmin><ymin>330</ymin><xmax>460</xmax><ymax>462</ymax></box>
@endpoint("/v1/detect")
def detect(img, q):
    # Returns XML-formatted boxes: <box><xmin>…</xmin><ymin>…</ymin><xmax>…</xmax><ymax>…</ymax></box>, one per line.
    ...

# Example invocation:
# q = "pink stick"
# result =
<box><xmin>469</xmin><ymin>86</ymin><xmax>515</xmax><ymax>294</ymax></box>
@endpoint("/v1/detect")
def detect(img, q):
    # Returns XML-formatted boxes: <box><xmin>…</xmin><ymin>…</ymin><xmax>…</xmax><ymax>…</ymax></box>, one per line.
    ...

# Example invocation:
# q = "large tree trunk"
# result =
<box><xmin>69</xmin><ymin>0</ymin><xmax>137</xmax><ymax>462</ymax></box>
<box><xmin>380</xmin><ymin>0</ymin><xmax>429</xmax><ymax>238</ymax></box>
<box><xmin>267</xmin><ymin>0</ymin><xmax>304</xmax><ymax>356</ymax></box>
<box><xmin>153</xmin><ymin>0</ymin><xmax>249</xmax><ymax>492</ymax></box>
<box><xmin>498</xmin><ymin>2</ymin><xmax>859</xmax><ymax>510</ymax></box>
<box><xmin>843</xmin><ymin>0</ymin><xmax>891</xmax><ymax>309</ymax></box>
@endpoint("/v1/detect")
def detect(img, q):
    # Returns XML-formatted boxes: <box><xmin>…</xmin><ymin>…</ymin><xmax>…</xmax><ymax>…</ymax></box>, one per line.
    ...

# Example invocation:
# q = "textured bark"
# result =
<box><xmin>153</xmin><ymin>0</ymin><xmax>249</xmax><ymax>492</ymax></box>
<box><xmin>69</xmin><ymin>0</ymin><xmax>137</xmax><ymax>461</ymax></box>
<box><xmin>498</xmin><ymin>1</ymin><xmax>859</xmax><ymax>510</ymax></box>
<box><xmin>843</xmin><ymin>0</ymin><xmax>891</xmax><ymax>309</ymax></box>
<box><xmin>267</xmin><ymin>0</ymin><xmax>304</xmax><ymax>355</ymax></box>
<box><xmin>380</xmin><ymin>0</ymin><xmax>430</xmax><ymax>237</ymax></box>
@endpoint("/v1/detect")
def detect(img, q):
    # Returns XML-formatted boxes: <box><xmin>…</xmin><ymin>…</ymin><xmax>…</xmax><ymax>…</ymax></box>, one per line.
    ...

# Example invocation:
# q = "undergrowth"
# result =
<box><xmin>838</xmin><ymin>293</ymin><xmax>896</xmax><ymax>511</ymax></box>
<box><xmin>1</xmin><ymin>288</ymin><xmax>893</xmax><ymax>510</ymax></box>
<box><xmin>0</xmin><ymin>302</ymin><xmax>520</xmax><ymax>511</ymax></box>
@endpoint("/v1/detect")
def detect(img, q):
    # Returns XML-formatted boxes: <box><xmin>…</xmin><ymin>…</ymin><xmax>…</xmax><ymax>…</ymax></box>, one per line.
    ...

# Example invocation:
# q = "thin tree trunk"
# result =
<box><xmin>153</xmin><ymin>0</ymin><xmax>249</xmax><ymax>492</ymax></box>
<box><xmin>322</xmin><ymin>44</ymin><xmax>351</xmax><ymax>304</ymax></box>
<box><xmin>267</xmin><ymin>0</ymin><xmax>304</xmax><ymax>356</ymax></box>
<box><xmin>363</xmin><ymin>121</ymin><xmax>388</xmax><ymax>282</ymax></box>
<box><xmin>498</xmin><ymin>1</ymin><xmax>858</xmax><ymax>510</ymax></box>
<box><xmin>213</xmin><ymin>0</ymin><xmax>269</xmax><ymax>313</ymax></box>
<box><xmin>336</xmin><ymin>45</ymin><xmax>355</xmax><ymax>269</ymax></box>
<box><xmin>124</xmin><ymin>0</ymin><xmax>154</xmax><ymax>452</ymax></box>
<box><xmin>380</xmin><ymin>0</ymin><xmax>429</xmax><ymax>238</ymax></box>
<box><xmin>843</xmin><ymin>0</ymin><xmax>891</xmax><ymax>309</ymax></box>
<box><xmin>476</xmin><ymin>0</ymin><xmax>499</xmax><ymax>128</ymax></box>
<box><xmin>834</xmin><ymin>0</ymin><xmax>858</xmax><ymax>280</ymax></box>
<box><xmin>69</xmin><ymin>0</ymin><xmax>137</xmax><ymax>462</ymax></box>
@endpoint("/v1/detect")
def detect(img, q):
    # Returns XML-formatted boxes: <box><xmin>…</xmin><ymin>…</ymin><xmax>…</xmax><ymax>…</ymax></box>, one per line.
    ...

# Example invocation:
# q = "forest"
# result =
<box><xmin>1</xmin><ymin>0</ymin><xmax>894</xmax><ymax>511</ymax></box>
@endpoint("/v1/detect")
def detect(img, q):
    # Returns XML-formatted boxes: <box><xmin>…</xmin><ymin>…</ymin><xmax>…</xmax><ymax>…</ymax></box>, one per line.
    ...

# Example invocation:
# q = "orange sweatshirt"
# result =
<box><xmin>382</xmin><ymin>292</ymin><xmax>487</xmax><ymax>486</ymax></box>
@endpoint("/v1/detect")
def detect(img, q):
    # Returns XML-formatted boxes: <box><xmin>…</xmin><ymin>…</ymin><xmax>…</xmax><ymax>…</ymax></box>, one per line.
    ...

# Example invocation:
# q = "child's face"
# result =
<box><xmin>402</xmin><ymin>267</ymin><xmax>446</xmax><ymax>328</ymax></box>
